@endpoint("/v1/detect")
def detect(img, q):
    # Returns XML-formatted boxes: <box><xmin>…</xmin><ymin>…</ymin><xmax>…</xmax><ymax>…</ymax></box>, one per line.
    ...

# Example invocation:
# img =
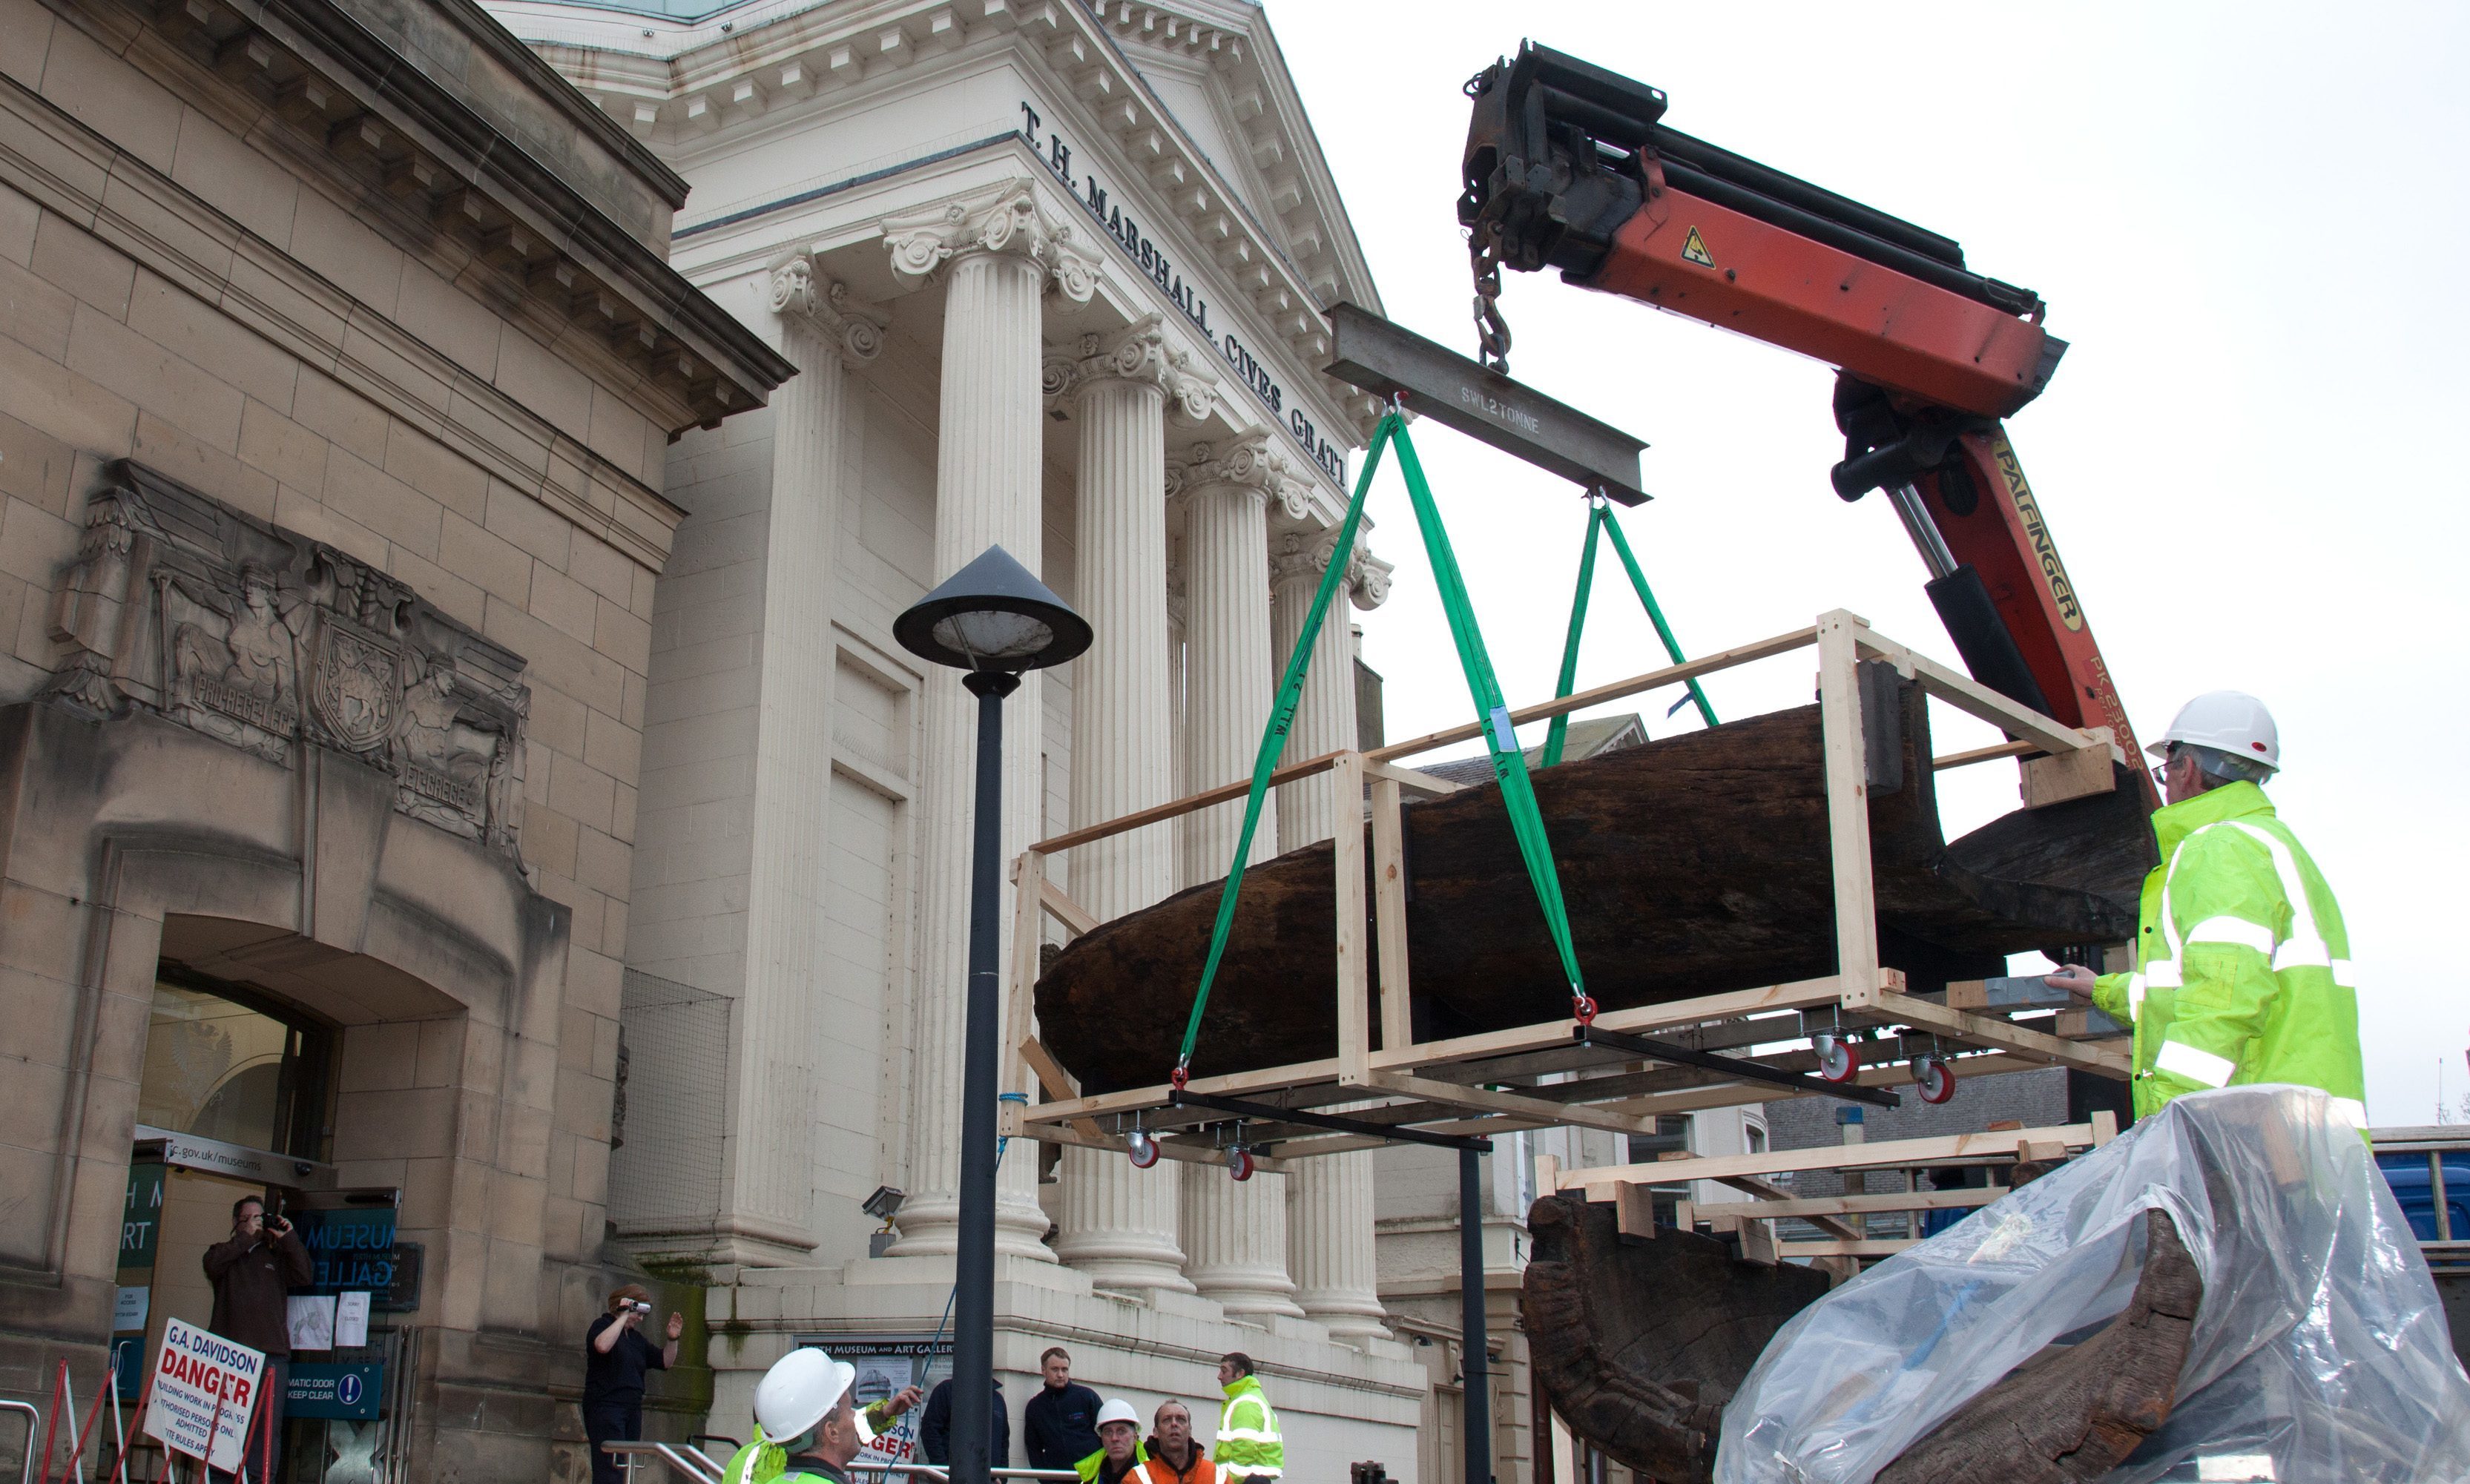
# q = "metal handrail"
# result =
<box><xmin>1</xmin><ymin>1399</ymin><xmax>39</xmax><ymax>1484</ymax></box>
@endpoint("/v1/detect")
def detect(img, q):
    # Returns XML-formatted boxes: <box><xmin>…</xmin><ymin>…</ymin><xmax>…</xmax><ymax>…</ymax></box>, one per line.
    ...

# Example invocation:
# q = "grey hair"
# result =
<box><xmin>2179</xmin><ymin>742</ymin><xmax>2274</xmax><ymax>788</ymax></box>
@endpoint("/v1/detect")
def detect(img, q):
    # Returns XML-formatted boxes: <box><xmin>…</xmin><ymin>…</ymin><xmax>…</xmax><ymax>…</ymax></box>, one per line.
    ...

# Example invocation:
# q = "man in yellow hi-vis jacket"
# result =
<box><xmin>2046</xmin><ymin>692</ymin><xmax>2366</xmax><ymax>1125</ymax></box>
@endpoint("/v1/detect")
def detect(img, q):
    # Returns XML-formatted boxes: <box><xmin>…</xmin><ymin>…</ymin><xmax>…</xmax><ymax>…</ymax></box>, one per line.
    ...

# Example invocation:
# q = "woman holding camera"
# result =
<box><xmin>584</xmin><ymin>1285</ymin><xmax>683</xmax><ymax>1484</ymax></box>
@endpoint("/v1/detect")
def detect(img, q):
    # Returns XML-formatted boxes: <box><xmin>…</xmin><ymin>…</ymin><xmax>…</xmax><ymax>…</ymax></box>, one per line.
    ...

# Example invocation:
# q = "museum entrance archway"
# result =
<box><xmin>122</xmin><ymin>954</ymin><xmax>422</xmax><ymax>1483</ymax></box>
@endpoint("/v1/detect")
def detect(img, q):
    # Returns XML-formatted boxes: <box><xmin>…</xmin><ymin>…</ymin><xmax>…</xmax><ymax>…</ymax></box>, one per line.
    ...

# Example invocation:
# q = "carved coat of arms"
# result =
<box><xmin>45</xmin><ymin>462</ymin><xmax>534</xmax><ymax>857</ymax></box>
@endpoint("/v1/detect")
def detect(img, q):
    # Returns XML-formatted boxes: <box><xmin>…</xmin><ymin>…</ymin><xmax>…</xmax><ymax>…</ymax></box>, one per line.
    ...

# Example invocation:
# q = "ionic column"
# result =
<box><xmin>1173</xmin><ymin>433</ymin><xmax>1314</xmax><ymax>1315</ymax></box>
<box><xmin>711</xmin><ymin>257</ymin><xmax>887</xmax><ymax>1257</ymax></box>
<box><xmin>881</xmin><ymin>182</ymin><xmax>1103</xmax><ymax>1259</ymax></box>
<box><xmin>1175</xmin><ymin>434</ymin><xmax>1300</xmax><ymax>881</ymax></box>
<box><xmin>1044</xmin><ymin>317</ymin><xmax>1215</xmax><ymax>1292</ymax></box>
<box><xmin>1267</xmin><ymin>527</ymin><xmax>1397</xmax><ymax>1339</ymax></box>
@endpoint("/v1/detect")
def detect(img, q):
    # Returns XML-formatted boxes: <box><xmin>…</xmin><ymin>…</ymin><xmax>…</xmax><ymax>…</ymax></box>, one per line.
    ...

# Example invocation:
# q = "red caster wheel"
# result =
<box><xmin>1226</xmin><ymin>1147</ymin><xmax>1256</xmax><ymax>1182</ymax></box>
<box><xmin>1126</xmin><ymin>1130</ymin><xmax>1160</xmax><ymax>1169</ymax></box>
<box><xmin>1814</xmin><ymin>1033</ymin><xmax>1860</xmax><ymax>1084</ymax></box>
<box><xmin>1914</xmin><ymin>1058</ymin><xmax>1956</xmax><ymax>1104</ymax></box>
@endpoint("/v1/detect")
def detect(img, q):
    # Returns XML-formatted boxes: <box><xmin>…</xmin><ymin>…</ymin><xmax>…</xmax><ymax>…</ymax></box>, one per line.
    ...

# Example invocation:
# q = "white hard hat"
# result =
<box><xmin>1096</xmin><ymin>1399</ymin><xmax>1143</xmax><ymax>1431</ymax></box>
<box><xmin>2149</xmin><ymin>690</ymin><xmax>2279</xmax><ymax>771</ymax></box>
<box><xmin>754</xmin><ymin>1347</ymin><xmax>857</xmax><ymax>1445</ymax></box>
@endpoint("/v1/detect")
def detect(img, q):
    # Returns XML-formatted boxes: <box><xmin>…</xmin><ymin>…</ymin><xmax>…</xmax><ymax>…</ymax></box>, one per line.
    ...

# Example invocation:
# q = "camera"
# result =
<box><xmin>628</xmin><ymin>1300</ymin><xmax>654</xmax><ymax>1315</ymax></box>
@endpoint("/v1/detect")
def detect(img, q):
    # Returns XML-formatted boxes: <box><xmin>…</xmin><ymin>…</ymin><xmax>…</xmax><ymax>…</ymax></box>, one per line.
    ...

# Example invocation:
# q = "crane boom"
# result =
<box><xmin>1459</xmin><ymin>42</ymin><xmax>2148</xmax><ymax>792</ymax></box>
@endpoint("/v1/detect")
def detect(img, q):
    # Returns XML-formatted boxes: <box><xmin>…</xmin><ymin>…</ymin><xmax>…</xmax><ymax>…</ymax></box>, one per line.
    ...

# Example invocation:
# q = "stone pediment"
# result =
<box><xmin>47</xmin><ymin>464</ymin><xmax>533</xmax><ymax>858</ymax></box>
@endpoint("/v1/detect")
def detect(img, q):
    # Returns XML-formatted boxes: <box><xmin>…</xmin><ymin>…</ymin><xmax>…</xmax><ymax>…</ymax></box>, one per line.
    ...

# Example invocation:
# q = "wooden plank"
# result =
<box><xmin>1535</xmin><ymin>1152</ymin><xmax>1561</xmax><ymax>1198</ymax></box>
<box><xmin>1947</xmin><ymin>975</ymin><xmax>2074</xmax><ymax>1012</ymax></box>
<box><xmin>1875</xmin><ymin>989</ymin><xmax>2132</xmax><ymax>1075</ymax></box>
<box><xmin>1331</xmin><ymin>751</ymin><xmax>1372</xmax><ymax>1086</ymax></box>
<box><xmin>1364</xmin><ymin>758</ymin><xmax>1462</xmax><ymax>797</ymax></box>
<box><xmin>1690</xmin><ymin>1188</ymin><xmax>2002</xmax><ymax>1222</ymax></box>
<box><xmin>1030</xmin><ymin>748</ymin><xmax>1348</xmax><ymax>854</ymax></box>
<box><xmin>1613</xmin><ymin>1183</ymin><xmax>1654</xmax><ymax>1239</ymax></box>
<box><xmin>1003</xmin><ymin>851</ymin><xmax>1051</xmax><ymax>1129</ymax></box>
<box><xmin>1854</xmin><ymin>630</ymin><xmax>2107</xmax><ymax>759</ymax></box>
<box><xmin>1815</xmin><ymin>612</ymin><xmax>1880</xmax><ymax>998</ymax></box>
<box><xmin>1739</xmin><ymin>1218</ymin><xmax>1778</xmax><ymax>1265</ymax></box>
<box><xmin>1037</xmin><ymin>879</ymin><xmax>1101</xmax><ymax>939</ymax></box>
<box><xmin>1375</xmin><ymin>975</ymin><xmax>1856</xmax><ymax>1071</ymax></box>
<box><xmin>1370</xmin><ymin>772</ymin><xmax>1415</xmax><ymax>1054</ymax></box>
<box><xmin>1777</xmin><ymin>1239</ymin><xmax>1917</xmax><ymax>1259</ymax></box>
<box><xmin>1931</xmin><ymin>739</ymin><xmax>2041</xmax><ymax>771</ymax></box>
<box><xmin>1017</xmin><ymin>1035</ymin><xmax>1080</xmax><ymax>1102</ymax></box>
<box><xmin>1374</xmin><ymin>1071</ymin><xmax>1661</xmax><ymax>1137</ymax></box>
<box><xmin>1369</xmin><ymin>625</ymin><xmax>1820</xmax><ymax>762</ymax></box>
<box><xmin>1714</xmin><ymin>1175</ymin><xmax>1860</xmax><ymax>1240</ymax></box>
<box><xmin>2092</xmin><ymin>1109</ymin><xmax>2119</xmax><ymax>1145</ymax></box>
<box><xmin>1557</xmin><ymin>1120</ymin><xmax>2098</xmax><ymax>1188</ymax></box>
<box><xmin>2056</xmin><ymin>1009</ymin><xmax>2128</xmax><ymax>1040</ymax></box>
<box><xmin>1021</xmin><ymin>1057</ymin><xmax>1346</xmax><ymax>1125</ymax></box>
<box><xmin>2022</xmin><ymin>739</ymin><xmax>2116</xmax><ymax>808</ymax></box>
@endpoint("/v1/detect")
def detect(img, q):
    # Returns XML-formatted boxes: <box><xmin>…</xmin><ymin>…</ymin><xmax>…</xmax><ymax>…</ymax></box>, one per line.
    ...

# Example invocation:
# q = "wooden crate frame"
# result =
<box><xmin>1004</xmin><ymin>610</ymin><xmax>2134</xmax><ymax>1165</ymax></box>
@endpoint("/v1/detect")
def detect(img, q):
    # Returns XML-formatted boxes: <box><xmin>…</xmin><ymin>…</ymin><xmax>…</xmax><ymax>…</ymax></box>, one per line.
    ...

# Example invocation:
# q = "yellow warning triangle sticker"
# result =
<box><xmin>1682</xmin><ymin>226</ymin><xmax>1716</xmax><ymax>268</ymax></box>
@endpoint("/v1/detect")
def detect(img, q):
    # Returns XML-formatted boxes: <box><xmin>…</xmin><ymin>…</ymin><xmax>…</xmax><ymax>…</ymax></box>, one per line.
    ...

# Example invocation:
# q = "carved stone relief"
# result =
<box><xmin>47</xmin><ymin>461</ymin><xmax>533</xmax><ymax>856</ymax></box>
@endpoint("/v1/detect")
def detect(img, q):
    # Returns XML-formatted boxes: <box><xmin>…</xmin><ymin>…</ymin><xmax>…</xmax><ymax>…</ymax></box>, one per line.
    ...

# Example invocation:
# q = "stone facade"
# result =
<box><xmin>0</xmin><ymin>0</ymin><xmax>783</xmax><ymax>1474</ymax></box>
<box><xmin>480</xmin><ymin>0</ymin><xmax>1448</xmax><ymax>1474</ymax></box>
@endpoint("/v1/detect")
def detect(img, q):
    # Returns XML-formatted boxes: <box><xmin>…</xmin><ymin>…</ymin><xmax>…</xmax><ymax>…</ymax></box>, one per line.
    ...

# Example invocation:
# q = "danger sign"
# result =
<box><xmin>146</xmin><ymin>1317</ymin><xmax>266</xmax><ymax>1471</ymax></box>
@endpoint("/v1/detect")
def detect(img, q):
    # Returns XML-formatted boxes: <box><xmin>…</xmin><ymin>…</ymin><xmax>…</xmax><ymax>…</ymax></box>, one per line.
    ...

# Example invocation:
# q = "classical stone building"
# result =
<box><xmin>0</xmin><ymin>0</ymin><xmax>783</xmax><ymax>1473</ymax></box>
<box><xmin>471</xmin><ymin>0</ymin><xmax>1509</xmax><ymax>1474</ymax></box>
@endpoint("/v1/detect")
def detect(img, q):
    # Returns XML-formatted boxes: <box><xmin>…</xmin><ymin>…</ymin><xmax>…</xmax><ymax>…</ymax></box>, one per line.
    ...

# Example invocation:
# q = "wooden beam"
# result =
<box><xmin>1021</xmin><ymin>1057</ymin><xmax>1346</xmax><ymax>1124</ymax></box>
<box><xmin>1931</xmin><ymin>739</ymin><xmax>2041</xmax><ymax>771</ymax></box>
<box><xmin>1777</xmin><ymin>1239</ymin><xmax>1917</xmax><ymax>1259</ymax></box>
<box><xmin>1331</xmin><ymin>752</ymin><xmax>1371</xmax><ymax>1086</ymax></box>
<box><xmin>1613</xmin><ymin>1182</ymin><xmax>1654</xmax><ymax>1239</ymax></box>
<box><xmin>1816</xmin><ymin>610</ymin><xmax>1880</xmax><ymax>999</ymax></box>
<box><xmin>1557</xmin><ymin>1120</ymin><xmax>2099</xmax><ymax>1188</ymax></box>
<box><xmin>1030</xmin><ymin>748</ymin><xmax>1347</xmax><ymax>854</ymax></box>
<box><xmin>1364</xmin><ymin>758</ymin><xmax>1461</xmax><ymax>797</ymax></box>
<box><xmin>1874</xmin><ymin>989</ymin><xmax>2131</xmax><ymax>1076</ymax></box>
<box><xmin>1037</xmin><ymin>879</ymin><xmax>1101</xmax><ymax>939</ymax></box>
<box><xmin>1369</xmin><ymin>625</ymin><xmax>1819</xmax><ymax>762</ymax></box>
<box><xmin>1854</xmin><ymin>630</ymin><xmax>2107</xmax><ymax>759</ymax></box>
<box><xmin>1690</xmin><ymin>1188</ymin><xmax>2002</xmax><ymax>1222</ymax></box>
<box><xmin>2021</xmin><ymin>739</ymin><xmax>2116</xmax><ymax>808</ymax></box>
<box><xmin>1373</xmin><ymin>1071</ymin><xmax>1661</xmax><ymax>1137</ymax></box>
<box><xmin>1374</xmin><ymin>975</ymin><xmax>1858</xmax><ymax>1071</ymax></box>
<box><xmin>1370</xmin><ymin>772</ymin><xmax>1415</xmax><ymax>1054</ymax></box>
<box><xmin>1003</xmin><ymin>853</ymin><xmax>1051</xmax><ymax>1131</ymax></box>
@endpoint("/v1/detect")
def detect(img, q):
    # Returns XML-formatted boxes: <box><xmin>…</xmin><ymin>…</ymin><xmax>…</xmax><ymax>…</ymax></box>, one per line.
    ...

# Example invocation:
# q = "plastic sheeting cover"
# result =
<box><xmin>1717</xmin><ymin>1085</ymin><xmax>2470</xmax><ymax>1483</ymax></box>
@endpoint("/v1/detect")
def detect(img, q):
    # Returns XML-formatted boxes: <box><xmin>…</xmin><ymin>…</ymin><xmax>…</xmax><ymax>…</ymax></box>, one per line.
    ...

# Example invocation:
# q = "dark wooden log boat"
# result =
<box><xmin>1035</xmin><ymin>675</ymin><xmax>2153</xmax><ymax>1093</ymax></box>
<box><xmin>1522</xmin><ymin>1196</ymin><xmax>2201</xmax><ymax>1484</ymax></box>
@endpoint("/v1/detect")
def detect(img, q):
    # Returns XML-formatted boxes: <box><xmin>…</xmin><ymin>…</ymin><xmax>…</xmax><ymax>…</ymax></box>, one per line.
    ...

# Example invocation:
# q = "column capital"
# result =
<box><xmin>881</xmin><ymin>179</ymin><xmax>1104</xmax><ymax>303</ymax></box>
<box><xmin>1043</xmin><ymin>312</ymin><xmax>1216</xmax><ymax>424</ymax></box>
<box><xmin>1268</xmin><ymin>527</ymin><xmax>1393</xmax><ymax>610</ymax></box>
<box><xmin>1165</xmin><ymin>432</ymin><xmax>1310</xmax><ymax>522</ymax></box>
<box><xmin>768</xmin><ymin>251</ymin><xmax>889</xmax><ymax>364</ymax></box>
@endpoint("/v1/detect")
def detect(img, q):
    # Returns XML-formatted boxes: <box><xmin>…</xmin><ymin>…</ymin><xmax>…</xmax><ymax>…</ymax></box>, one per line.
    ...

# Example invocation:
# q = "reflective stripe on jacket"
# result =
<box><xmin>1077</xmin><ymin>1442</ymin><xmax>1149</xmax><ymax>1484</ymax></box>
<box><xmin>2088</xmin><ymin>782</ymin><xmax>2364</xmax><ymax>1124</ymax></box>
<box><xmin>1212</xmin><ymin>1376</ymin><xmax>1283</xmax><ymax>1482</ymax></box>
<box><xmin>725</xmin><ymin>1431</ymin><xmax>783</xmax><ymax>1484</ymax></box>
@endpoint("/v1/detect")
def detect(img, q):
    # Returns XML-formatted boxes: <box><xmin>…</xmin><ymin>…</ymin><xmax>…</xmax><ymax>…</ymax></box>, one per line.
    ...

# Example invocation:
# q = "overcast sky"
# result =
<box><xmin>1269</xmin><ymin>1</ymin><xmax>2470</xmax><ymax>1125</ymax></box>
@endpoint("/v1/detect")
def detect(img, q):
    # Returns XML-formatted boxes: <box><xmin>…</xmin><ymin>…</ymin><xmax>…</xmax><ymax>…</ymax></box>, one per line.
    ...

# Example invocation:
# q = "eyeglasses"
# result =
<box><xmin>2150</xmin><ymin>744</ymin><xmax>2177</xmax><ymax>786</ymax></box>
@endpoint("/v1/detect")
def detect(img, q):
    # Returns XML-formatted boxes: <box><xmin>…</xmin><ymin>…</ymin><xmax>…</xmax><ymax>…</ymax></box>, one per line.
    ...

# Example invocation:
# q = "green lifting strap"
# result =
<box><xmin>1541</xmin><ymin>501</ymin><xmax>1719</xmax><ymax>768</ymax></box>
<box><xmin>1171</xmin><ymin>412</ymin><xmax>1595</xmax><ymax>1079</ymax></box>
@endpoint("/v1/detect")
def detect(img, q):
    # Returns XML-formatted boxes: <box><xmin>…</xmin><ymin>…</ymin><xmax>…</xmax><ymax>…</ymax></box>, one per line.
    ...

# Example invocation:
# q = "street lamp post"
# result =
<box><xmin>895</xmin><ymin>544</ymin><xmax>1090</xmax><ymax>1484</ymax></box>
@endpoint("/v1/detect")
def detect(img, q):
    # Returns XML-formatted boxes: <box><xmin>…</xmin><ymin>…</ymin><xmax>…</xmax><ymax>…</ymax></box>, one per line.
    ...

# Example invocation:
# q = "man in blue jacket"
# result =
<box><xmin>1024</xmin><ymin>1347</ymin><xmax>1104</xmax><ymax>1472</ymax></box>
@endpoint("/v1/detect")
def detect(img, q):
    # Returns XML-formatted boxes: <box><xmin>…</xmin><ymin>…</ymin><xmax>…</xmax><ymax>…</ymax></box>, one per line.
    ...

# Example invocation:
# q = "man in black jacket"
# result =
<box><xmin>1022</xmin><ymin>1347</ymin><xmax>1102</xmax><ymax>1472</ymax></box>
<box><xmin>918</xmin><ymin>1375</ymin><xmax>1008</xmax><ymax>1467</ymax></box>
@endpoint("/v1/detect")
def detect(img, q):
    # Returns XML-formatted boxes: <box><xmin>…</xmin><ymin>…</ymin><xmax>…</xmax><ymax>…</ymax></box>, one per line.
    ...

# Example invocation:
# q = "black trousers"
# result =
<box><xmin>584</xmin><ymin>1399</ymin><xmax>643</xmax><ymax>1484</ymax></box>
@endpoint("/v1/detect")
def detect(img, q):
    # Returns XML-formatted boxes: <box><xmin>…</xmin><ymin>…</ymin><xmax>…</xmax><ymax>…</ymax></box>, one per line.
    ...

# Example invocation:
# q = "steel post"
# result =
<box><xmin>951</xmin><ymin>669</ymin><xmax>1018</xmax><ymax>1484</ymax></box>
<box><xmin>1460</xmin><ymin>1145</ymin><xmax>1490</xmax><ymax>1484</ymax></box>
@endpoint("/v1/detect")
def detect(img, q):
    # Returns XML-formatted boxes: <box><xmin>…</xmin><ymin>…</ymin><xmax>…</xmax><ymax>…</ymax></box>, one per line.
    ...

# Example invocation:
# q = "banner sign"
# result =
<box><xmin>287</xmin><ymin>1362</ymin><xmax>384</xmax><ymax>1420</ymax></box>
<box><xmin>145</xmin><ymin>1318</ymin><xmax>265</xmax><ymax>1470</ymax></box>
<box><xmin>797</xmin><ymin>1333</ymin><xmax>950</xmax><ymax>1470</ymax></box>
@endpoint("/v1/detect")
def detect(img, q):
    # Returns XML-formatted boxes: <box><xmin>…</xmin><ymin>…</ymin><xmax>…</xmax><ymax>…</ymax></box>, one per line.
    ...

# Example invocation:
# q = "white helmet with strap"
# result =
<box><xmin>1096</xmin><ymin>1398</ymin><xmax>1143</xmax><ymax>1430</ymax></box>
<box><xmin>754</xmin><ymin>1347</ymin><xmax>857</xmax><ymax>1447</ymax></box>
<box><xmin>2150</xmin><ymin>690</ymin><xmax>2279</xmax><ymax>773</ymax></box>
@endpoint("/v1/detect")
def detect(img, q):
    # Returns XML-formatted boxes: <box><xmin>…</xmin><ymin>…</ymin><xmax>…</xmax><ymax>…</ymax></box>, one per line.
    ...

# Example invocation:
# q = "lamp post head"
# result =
<box><xmin>894</xmin><ymin>544</ymin><xmax>1092</xmax><ymax>680</ymax></box>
